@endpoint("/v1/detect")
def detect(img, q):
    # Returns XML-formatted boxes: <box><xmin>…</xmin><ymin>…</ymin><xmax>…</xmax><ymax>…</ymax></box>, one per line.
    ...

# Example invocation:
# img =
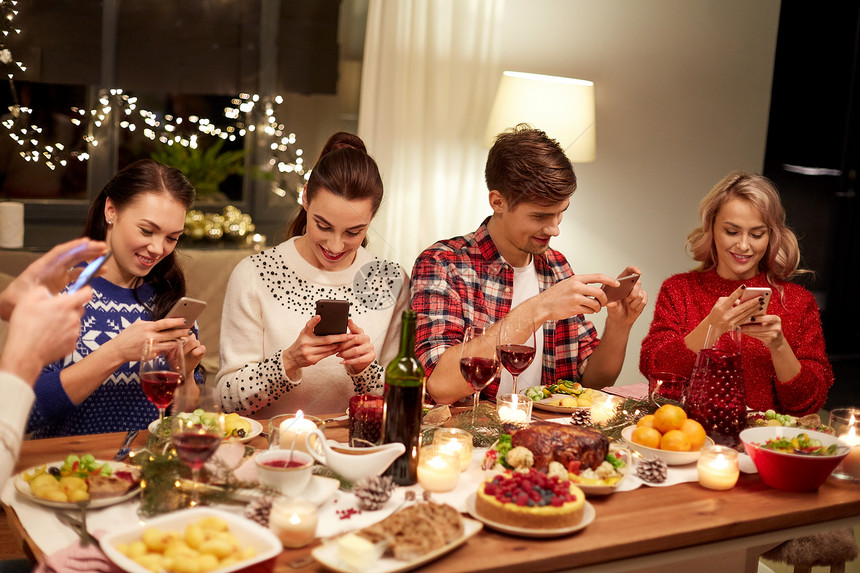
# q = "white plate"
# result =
<box><xmin>311</xmin><ymin>516</ymin><xmax>483</xmax><ymax>573</ymax></box>
<box><xmin>519</xmin><ymin>388</ymin><xmax>619</xmax><ymax>415</ymax></box>
<box><xmin>101</xmin><ymin>507</ymin><xmax>281</xmax><ymax>573</ymax></box>
<box><xmin>14</xmin><ymin>460</ymin><xmax>140</xmax><ymax>509</ymax></box>
<box><xmin>621</xmin><ymin>425</ymin><xmax>713</xmax><ymax>466</ymax></box>
<box><xmin>148</xmin><ymin>416</ymin><xmax>262</xmax><ymax>443</ymax></box>
<box><xmin>465</xmin><ymin>493</ymin><xmax>595</xmax><ymax>538</ymax></box>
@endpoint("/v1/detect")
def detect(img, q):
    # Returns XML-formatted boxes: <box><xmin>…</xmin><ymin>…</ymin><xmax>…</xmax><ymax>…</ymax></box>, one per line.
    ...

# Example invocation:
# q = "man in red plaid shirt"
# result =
<box><xmin>411</xmin><ymin>126</ymin><xmax>648</xmax><ymax>404</ymax></box>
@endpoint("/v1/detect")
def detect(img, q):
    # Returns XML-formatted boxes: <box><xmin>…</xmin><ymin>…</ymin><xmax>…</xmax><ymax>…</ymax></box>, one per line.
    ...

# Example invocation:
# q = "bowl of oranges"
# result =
<box><xmin>621</xmin><ymin>404</ymin><xmax>713</xmax><ymax>465</ymax></box>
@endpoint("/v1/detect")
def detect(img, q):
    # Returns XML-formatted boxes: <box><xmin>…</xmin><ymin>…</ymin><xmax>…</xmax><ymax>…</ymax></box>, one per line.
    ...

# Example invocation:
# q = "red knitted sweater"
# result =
<box><xmin>640</xmin><ymin>269</ymin><xmax>833</xmax><ymax>416</ymax></box>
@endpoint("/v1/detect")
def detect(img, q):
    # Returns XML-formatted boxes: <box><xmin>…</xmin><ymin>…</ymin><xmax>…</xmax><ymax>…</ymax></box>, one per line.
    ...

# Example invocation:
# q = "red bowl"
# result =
<box><xmin>740</xmin><ymin>427</ymin><xmax>850</xmax><ymax>492</ymax></box>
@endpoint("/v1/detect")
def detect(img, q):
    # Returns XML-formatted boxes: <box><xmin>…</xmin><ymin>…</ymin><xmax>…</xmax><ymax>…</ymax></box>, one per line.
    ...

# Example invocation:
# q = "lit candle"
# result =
<box><xmin>697</xmin><ymin>445</ymin><xmax>739</xmax><ymax>490</ymax></box>
<box><xmin>837</xmin><ymin>418</ymin><xmax>860</xmax><ymax>479</ymax></box>
<box><xmin>496</xmin><ymin>393</ymin><xmax>532</xmax><ymax>425</ymax></box>
<box><xmin>591</xmin><ymin>396</ymin><xmax>617</xmax><ymax>425</ymax></box>
<box><xmin>432</xmin><ymin>428</ymin><xmax>473</xmax><ymax>472</ymax></box>
<box><xmin>269</xmin><ymin>499</ymin><xmax>318</xmax><ymax>548</ymax></box>
<box><xmin>830</xmin><ymin>409</ymin><xmax>860</xmax><ymax>481</ymax></box>
<box><xmin>417</xmin><ymin>446</ymin><xmax>459</xmax><ymax>492</ymax></box>
<box><xmin>277</xmin><ymin>411</ymin><xmax>319</xmax><ymax>453</ymax></box>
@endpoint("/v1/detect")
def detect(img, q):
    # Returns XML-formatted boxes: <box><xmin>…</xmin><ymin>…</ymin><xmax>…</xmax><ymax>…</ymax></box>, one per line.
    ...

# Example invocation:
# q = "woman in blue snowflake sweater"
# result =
<box><xmin>28</xmin><ymin>160</ymin><xmax>205</xmax><ymax>437</ymax></box>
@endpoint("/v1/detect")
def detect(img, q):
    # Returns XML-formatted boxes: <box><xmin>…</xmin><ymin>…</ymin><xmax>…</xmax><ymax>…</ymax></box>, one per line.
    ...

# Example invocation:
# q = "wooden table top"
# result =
<box><xmin>4</xmin><ymin>411</ymin><xmax>860</xmax><ymax>572</ymax></box>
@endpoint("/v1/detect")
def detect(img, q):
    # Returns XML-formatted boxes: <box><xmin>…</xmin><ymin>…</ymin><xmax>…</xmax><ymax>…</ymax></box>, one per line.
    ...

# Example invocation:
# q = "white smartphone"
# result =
<box><xmin>166</xmin><ymin>296</ymin><xmax>208</xmax><ymax>324</ymax></box>
<box><xmin>66</xmin><ymin>251</ymin><xmax>112</xmax><ymax>293</ymax></box>
<box><xmin>601</xmin><ymin>273</ymin><xmax>641</xmax><ymax>303</ymax></box>
<box><xmin>738</xmin><ymin>287</ymin><xmax>772</xmax><ymax>318</ymax></box>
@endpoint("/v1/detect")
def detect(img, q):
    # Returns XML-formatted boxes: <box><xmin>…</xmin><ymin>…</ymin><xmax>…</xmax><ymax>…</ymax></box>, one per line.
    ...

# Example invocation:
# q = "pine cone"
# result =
<box><xmin>570</xmin><ymin>408</ymin><xmax>592</xmax><ymax>426</ymax></box>
<box><xmin>635</xmin><ymin>457</ymin><xmax>668</xmax><ymax>484</ymax></box>
<box><xmin>353</xmin><ymin>475</ymin><xmax>396</xmax><ymax>510</ymax></box>
<box><xmin>244</xmin><ymin>496</ymin><xmax>273</xmax><ymax>527</ymax></box>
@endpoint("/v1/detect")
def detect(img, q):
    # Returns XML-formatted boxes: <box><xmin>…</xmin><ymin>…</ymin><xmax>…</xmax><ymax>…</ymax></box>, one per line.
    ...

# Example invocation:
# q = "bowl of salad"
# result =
<box><xmin>740</xmin><ymin>427</ymin><xmax>850</xmax><ymax>492</ymax></box>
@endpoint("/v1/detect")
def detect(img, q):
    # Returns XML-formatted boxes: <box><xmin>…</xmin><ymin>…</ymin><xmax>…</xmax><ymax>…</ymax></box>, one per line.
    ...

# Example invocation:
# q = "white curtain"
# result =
<box><xmin>358</xmin><ymin>0</ymin><xmax>505</xmax><ymax>272</ymax></box>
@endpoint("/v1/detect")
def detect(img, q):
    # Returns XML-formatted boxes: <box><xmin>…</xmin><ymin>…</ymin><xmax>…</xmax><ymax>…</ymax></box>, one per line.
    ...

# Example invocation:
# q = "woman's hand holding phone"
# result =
<box><xmin>281</xmin><ymin>315</ymin><xmax>352</xmax><ymax>379</ymax></box>
<box><xmin>106</xmin><ymin>317</ymin><xmax>190</xmax><ymax>363</ymax></box>
<box><xmin>335</xmin><ymin>320</ymin><xmax>376</xmax><ymax>373</ymax></box>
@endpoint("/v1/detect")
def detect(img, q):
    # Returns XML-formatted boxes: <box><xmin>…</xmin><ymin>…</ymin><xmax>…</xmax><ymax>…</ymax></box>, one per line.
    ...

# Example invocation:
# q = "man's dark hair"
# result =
<box><xmin>485</xmin><ymin>124</ymin><xmax>577</xmax><ymax>209</ymax></box>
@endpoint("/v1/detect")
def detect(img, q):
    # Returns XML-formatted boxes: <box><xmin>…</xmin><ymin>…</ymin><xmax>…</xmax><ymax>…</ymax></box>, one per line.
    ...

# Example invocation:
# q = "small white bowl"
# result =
<box><xmin>255</xmin><ymin>449</ymin><xmax>314</xmax><ymax>496</ymax></box>
<box><xmin>621</xmin><ymin>425</ymin><xmax>714</xmax><ymax>466</ymax></box>
<box><xmin>101</xmin><ymin>507</ymin><xmax>281</xmax><ymax>573</ymax></box>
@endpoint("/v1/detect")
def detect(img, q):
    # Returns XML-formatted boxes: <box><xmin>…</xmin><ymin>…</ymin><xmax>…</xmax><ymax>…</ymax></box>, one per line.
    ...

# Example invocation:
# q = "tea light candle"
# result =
<box><xmin>269</xmin><ymin>499</ymin><xmax>318</xmax><ymax>548</ymax></box>
<box><xmin>837</xmin><ymin>422</ymin><xmax>860</xmax><ymax>479</ymax></box>
<box><xmin>417</xmin><ymin>446</ymin><xmax>459</xmax><ymax>492</ymax></box>
<box><xmin>496</xmin><ymin>393</ymin><xmax>532</xmax><ymax>425</ymax></box>
<box><xmin>830</xmin><ymin>408</ymin><xmax>860</xmax><ymax>480</ymax></box>
<box><xmin>591</xmin><ymin>396</ymin><xmax>617</xmax><ymax>425</ymax></box>
<box><xmin>433</xmin><ymin>428</ymin><xmax>473</xmax><ymax>472</ymax></box>
<box><xmin>697</xmin><ymin>445</ymin><xmax>739</xmax><ymax>490</ymax></box>
<box><xmin>278</xmin><ymin>411</ymin><xmax>319</xmax><ymax>453</ymax></box>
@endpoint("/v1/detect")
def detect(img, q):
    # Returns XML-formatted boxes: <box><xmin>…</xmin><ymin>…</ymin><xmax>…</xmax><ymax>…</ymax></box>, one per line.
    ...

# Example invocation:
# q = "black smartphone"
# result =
<box><xmin>66</xmin><ymin>252</ymin><xmax>112</xmax><ymax>293</ymax></box>
<box><xmin>314</xmin><ymin>299</ymin><xmax>350</xmax><ymax>336</ymax></box>
<box><xmin>166</xmin><ymin>297</ymin><xmax>208</xmax><ymax>324</ymax></box>
<box><xmin>601</xmin><ymin>273</ymin><xmax>640</xmax><ymax>303</ymax></box>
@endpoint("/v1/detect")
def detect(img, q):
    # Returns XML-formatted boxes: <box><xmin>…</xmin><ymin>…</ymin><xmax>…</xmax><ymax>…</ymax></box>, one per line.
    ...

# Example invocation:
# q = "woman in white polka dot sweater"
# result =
<box><xmin>216</xmin><ymin>133</ymin><xmax>409</xmax><ymax>417</ymax></box>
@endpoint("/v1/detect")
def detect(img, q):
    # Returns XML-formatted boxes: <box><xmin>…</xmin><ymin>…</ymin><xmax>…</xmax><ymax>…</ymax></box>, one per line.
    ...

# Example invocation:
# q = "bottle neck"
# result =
<box><xmin>398</xmin><ymin>314</ymin><xmax>416</xmax><ymax>358</ymax></box>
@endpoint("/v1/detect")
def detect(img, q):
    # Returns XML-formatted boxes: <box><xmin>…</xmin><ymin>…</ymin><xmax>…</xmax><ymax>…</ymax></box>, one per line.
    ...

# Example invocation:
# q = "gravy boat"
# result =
<box><xmin>304</xmin><ymin>429</ymin><xmax>404</xmax><ymax>483</ymax></box>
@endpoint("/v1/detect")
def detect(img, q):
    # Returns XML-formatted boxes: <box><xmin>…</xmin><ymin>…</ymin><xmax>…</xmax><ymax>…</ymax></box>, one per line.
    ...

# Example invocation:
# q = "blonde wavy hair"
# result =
<box><xmin>686</xmin><ymin>171</ymin><xmax>809</xmax><ymax>286</ymax></box>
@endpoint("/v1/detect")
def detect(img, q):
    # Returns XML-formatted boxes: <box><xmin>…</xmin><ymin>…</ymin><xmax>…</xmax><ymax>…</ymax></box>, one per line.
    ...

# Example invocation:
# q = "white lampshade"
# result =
<box><xmin>484</xmin><ymin>71</ymin><xmax>596</xmax><ymax>162</ymax></box>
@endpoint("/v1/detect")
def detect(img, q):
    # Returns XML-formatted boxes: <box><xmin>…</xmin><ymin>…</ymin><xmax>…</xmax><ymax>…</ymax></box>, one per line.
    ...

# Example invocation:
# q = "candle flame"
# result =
<box><xmin>289</xmin><ymin>513</ymin><xmax>301</xmax><ymax>525</ymax></box>
<box><xmin>713</xmin><ymin>454</ymin><xmax>728</xmax><ymax>470</ymax></box>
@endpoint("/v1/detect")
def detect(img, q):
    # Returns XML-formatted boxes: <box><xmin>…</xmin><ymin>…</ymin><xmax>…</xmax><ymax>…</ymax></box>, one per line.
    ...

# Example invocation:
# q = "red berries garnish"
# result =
<box><xmin>485</xmin><ymin>469</ymin><xmax>574</xmax><ymax>507</ymax></box>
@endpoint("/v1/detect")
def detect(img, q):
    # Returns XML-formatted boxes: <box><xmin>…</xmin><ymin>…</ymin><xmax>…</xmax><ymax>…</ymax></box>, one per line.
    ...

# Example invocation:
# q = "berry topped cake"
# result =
<box><xmin>475</xmin><ymin>468</ymin><xmax>585</xmax><ymax>529</ymax></box>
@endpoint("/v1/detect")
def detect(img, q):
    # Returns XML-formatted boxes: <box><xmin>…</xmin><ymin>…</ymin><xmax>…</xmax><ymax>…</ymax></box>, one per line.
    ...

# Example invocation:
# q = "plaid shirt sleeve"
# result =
<box><xmin>410</xmin><ymin>247</ymin><xmax>467</xmax><ymax>378</ymax></box>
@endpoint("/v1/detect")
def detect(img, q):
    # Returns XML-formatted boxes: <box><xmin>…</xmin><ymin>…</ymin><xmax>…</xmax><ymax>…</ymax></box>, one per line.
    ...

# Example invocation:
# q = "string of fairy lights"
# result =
<box><xmin>0</xmin><ymin>0</ymin><xmax>307</xmax><ymax>198</ymax></box>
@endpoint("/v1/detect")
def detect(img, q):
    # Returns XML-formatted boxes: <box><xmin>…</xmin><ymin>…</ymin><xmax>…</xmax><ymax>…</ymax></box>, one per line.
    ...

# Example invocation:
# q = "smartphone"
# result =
<box><xmin>166</xmin><ymin>297</ymin><xmax>208</xmax><ymax>324</ymax></box>
<box><xmin>314</xmin><ymin>299</ymin><xmax>350</xmax><ymax>336</ymax></box>
<box><xmin>601</xmin><ymin>273</ymin><xmax>640</xmax><ymax>303</ymax></box>
<box><xmin>66</xmin><ymin>251</ymin><xmax>112</xmax><ymax>293</ymax></box>
<box><xmin>738</xmin><ymin>287</ymin><xmax>772</xmax><ymax>317</ymax></box>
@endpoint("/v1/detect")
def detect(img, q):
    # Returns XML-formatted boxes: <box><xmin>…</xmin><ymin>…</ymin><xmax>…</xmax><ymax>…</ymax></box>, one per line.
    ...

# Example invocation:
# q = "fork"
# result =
<box><xmin>56</xmin><ymin>508</ymin><xmax>100</xmax><ymax>549</ymax></box>
<box><xmin>113</xmin><ymin>428</ymin><xmax>140</xmax><ymax>461</ymax></box>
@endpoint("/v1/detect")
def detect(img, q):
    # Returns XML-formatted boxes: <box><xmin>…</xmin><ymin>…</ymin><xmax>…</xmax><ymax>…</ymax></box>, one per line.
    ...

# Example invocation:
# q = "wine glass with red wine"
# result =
<box><xmin>459</xmin><ymin>326</ymin><xmax>501</xmax><ymax>421</ymax></box>
<box><xmin>139</xmin><ymin>338</ymin><xmax>185</xmax><ymax>425</ymax></box>
<box><xmin>497</xmin><ymin>315</ymin><xmax>537</xmax><ymax>395</ymax></box>
<box><xmin>170</xmin><ymin>386</ymin><xmax>224</xmax><ymax>504</ymax></box>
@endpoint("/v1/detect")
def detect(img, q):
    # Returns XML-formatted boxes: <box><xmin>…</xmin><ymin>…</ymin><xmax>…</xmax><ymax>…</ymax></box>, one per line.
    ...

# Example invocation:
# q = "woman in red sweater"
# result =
<box><xmin>640</xmin><ymin>171</ymin><xmax>833</xmax><ymax>416</ymax></box>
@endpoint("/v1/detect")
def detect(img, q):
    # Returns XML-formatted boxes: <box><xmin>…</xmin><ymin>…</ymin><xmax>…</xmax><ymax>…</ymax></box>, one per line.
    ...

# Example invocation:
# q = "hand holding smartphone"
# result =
<box><xmin>738</xmin><ymin>287</ymin><xmax>772</xmax><ymax>320</ymax></box>
<box><xmin>601</xmin><ymin>273</ymin><xmax>641</xmax><ymax>303</ymax></box>
<box><xmin>314</xmin><ymin>299</ymin><xmax>350</xmax><ymax>336</ymax></box>
<box><xmin>166</xmin><ymin>297</ymin><xmax>208</xmax><ymax>325</ymax></box>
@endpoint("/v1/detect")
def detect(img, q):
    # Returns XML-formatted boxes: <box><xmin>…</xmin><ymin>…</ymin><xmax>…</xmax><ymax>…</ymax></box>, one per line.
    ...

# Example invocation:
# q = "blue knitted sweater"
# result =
<box><xmin>27</xmin><ymin>277</ymin><xmax>192</xmax><ymax>438</ymax></box>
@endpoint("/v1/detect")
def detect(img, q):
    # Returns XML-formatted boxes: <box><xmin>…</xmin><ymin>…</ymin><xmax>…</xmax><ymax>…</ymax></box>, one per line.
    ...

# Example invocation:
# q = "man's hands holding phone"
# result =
<box><xmin>536</xmin><ymin>266</ymin><xmax>647</xmax><ymax>325</ymax></box>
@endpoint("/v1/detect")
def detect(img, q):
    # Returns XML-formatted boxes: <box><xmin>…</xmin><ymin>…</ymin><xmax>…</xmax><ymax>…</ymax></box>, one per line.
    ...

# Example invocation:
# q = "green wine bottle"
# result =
<box><xmin>382</xmin><ymin>309</ymin><xmax>426</xmax><ymax>485</ymax></box>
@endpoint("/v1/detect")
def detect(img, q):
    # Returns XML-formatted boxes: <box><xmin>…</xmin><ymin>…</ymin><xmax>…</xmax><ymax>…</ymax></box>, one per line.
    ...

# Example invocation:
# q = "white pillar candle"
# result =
<box><xmin>276</xmin><ymin>411</ymin><xmax>320</xmax><ymax>453</ymax></box>
<box><xmin>433</xmin><ymin>428</ymin><xmax>473</xmax><ymax>472</ymax></box>
<box><xmin>417</xmin><ymin>446</ymin><xmax>459</xmax><ymax>492</ymax></box>
<box><xmin>697</xmin><ymin>445</ymin><xmax>739</xmax><ymax>490</ymax></box>
<box><xmin>0</xmin><ymin>202</ymin><xmax>24</xmax><ymax>248</ymax></box>
<box><xmin>269</xmin><ymin>499</ymin><xmax>318</xmax><ymax>548</ymax></box>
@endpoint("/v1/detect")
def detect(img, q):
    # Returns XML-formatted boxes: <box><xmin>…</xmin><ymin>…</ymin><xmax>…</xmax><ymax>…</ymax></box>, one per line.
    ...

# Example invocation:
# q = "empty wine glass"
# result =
<box><xmin>170</xmin><ymin>386</ymin><xmax>224</xmax><ymax>505</ymax></box>
<box><xmin>459</xmin><ymin>326</ymin><xmax>501</xmax><ymax>422</ymax></box>
<box><xmin>497</xmin><ymin>314</ymin><xmax>537</xmax><ymax>395</ymax></box>
<box><xmin>139</xmin><ymin>338</ymin><xmax>185</xmax><ymax>426</ymax></box>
